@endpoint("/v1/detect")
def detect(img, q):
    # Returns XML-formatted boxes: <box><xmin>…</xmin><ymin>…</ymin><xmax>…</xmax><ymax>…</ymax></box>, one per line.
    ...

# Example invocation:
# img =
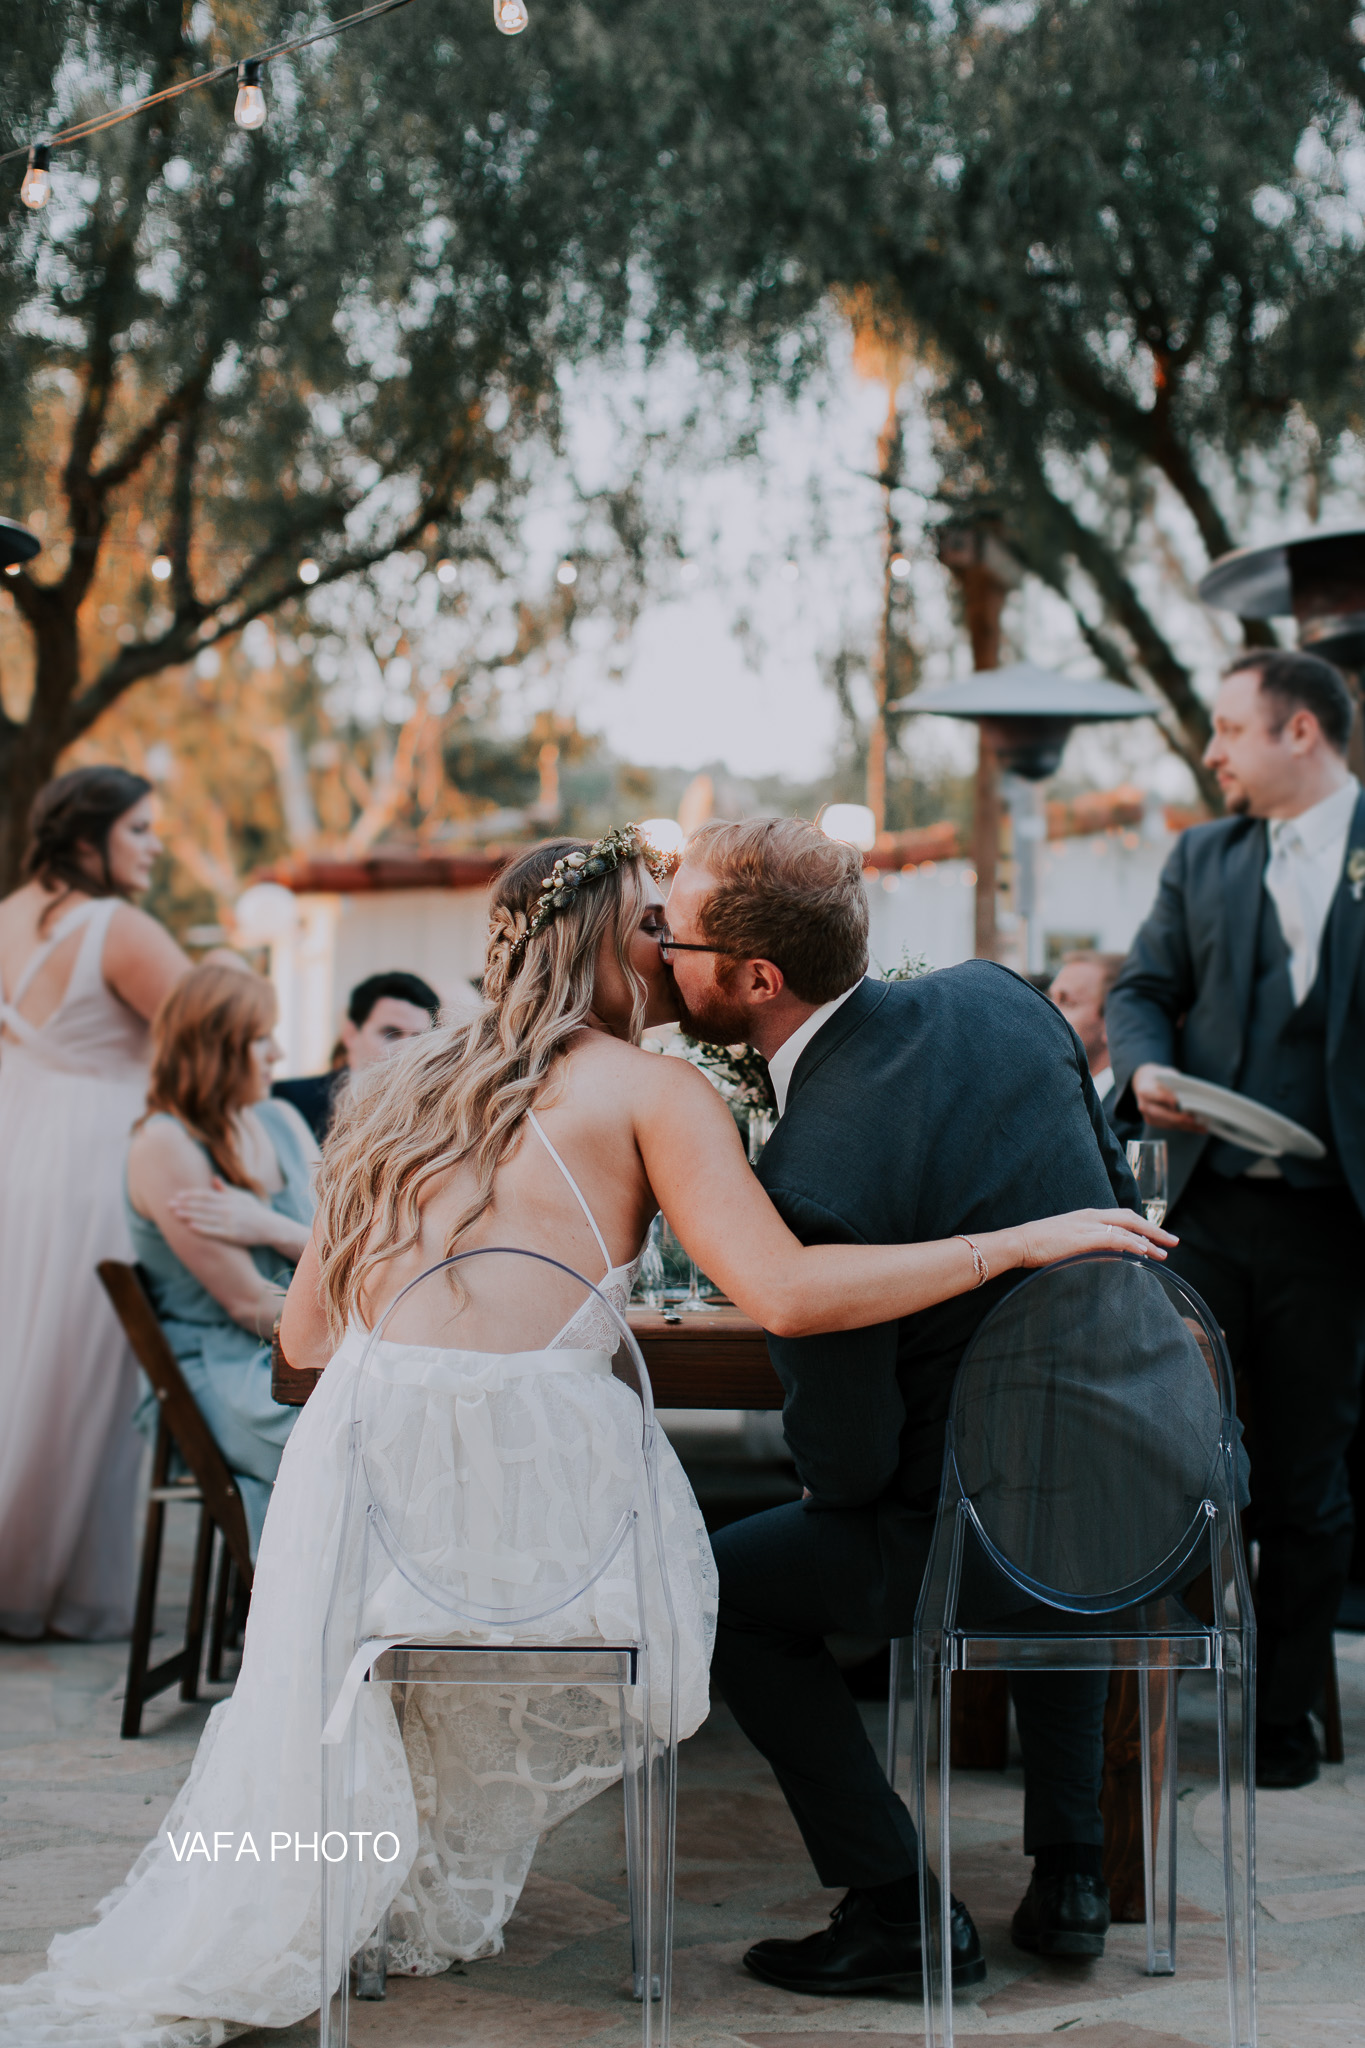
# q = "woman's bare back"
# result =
<box><xmin>353</xmin><ymin>1031</ymin><xmax>663</xmax><ymax>1330</ymax></box>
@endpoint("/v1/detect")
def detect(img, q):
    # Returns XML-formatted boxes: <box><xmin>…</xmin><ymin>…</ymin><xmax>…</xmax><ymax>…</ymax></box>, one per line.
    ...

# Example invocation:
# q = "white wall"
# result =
<box><xmin>864</xmin><ymin>818</ymin><xmax>1176</xmax><ymax>975</ymax></box>
<box><xmin>269</xmin><ymin>884</ymin><xmax>492</xmax><ymax>1075</ymax></box>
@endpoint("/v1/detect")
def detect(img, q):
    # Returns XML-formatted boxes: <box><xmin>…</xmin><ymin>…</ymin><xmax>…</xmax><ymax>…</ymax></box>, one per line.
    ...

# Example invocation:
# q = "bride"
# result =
<box><xmin>0</xmin><ymin>827</ymin><xmax>1167</xmax><ymax>2045</ymax></box>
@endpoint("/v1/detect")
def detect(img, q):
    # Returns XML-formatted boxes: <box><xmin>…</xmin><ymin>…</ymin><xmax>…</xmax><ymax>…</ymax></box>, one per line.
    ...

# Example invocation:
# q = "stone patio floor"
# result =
<box><xmin>3</xmin><ymin>1502</ymin><xmax>1364</xmax><ymax>2048</ymax></box>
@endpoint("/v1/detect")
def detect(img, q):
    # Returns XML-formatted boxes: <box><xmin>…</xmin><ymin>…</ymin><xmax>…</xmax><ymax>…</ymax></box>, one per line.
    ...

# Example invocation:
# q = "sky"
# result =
<box><xmin>502</xmin><ymin>331</ymin><xmax>1260</xmax><ymax>806</ymax></box>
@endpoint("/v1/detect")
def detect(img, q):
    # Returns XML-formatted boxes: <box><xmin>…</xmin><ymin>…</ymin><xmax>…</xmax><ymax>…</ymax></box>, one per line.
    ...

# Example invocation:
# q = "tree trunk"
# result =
<box><xmin>0</xmin><ymin>610</ymin><xmax>84</xmax><ymax>895</ymax></box>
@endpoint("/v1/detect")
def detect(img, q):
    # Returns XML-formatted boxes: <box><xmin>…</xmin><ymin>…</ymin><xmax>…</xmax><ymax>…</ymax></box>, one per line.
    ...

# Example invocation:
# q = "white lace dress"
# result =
<box><xmin>0</xmin><ymin>1115</ymin><xmax>717</xmax><ymax>2046</ymax></box>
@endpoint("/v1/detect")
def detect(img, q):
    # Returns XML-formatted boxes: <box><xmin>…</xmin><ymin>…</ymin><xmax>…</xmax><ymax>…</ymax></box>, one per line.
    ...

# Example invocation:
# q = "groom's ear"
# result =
<box><xmin>740</xmin><ymin>957</ymin><xmax>786</xmax><ymax>1005</ymax></box>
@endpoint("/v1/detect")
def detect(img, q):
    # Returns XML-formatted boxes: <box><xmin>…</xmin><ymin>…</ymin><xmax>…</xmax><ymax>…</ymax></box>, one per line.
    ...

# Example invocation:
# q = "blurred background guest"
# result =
<box><xmin>126</xmin><ymin>964</ymin><xmax>317</xmax><ymax>1554</ymax></box>
<box><xmin>1049</xmin><ymin>950</ymin><xmax>1130</xmax><ymax>1133</ymax></box>
<box><xmin>271</xmin><ymin>968</ymin><xmax>441</xmax><ymax>1142</ymax></box>
<box><xmin>1108</xmin><ymin>649</ymin><xmax>1365</xmax><ymax>1788</ymax></box>
<box><xmin>0</xmin><ymin>768</ymin><xmax>189</xmax><ymax>1641</ymax></box>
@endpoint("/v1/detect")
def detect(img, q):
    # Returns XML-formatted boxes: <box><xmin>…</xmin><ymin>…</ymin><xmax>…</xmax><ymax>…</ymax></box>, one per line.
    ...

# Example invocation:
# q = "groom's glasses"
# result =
<box><xmin>654</xmin><ymin>925</ymin><xmax>729</xmax><ymax>964</ymax></box>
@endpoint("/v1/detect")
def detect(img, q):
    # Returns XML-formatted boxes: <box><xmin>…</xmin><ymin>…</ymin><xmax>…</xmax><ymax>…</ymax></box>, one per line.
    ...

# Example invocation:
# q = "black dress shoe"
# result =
<box><xmin>1011</xmin><ymin>1872</ymin><xmax>1111</xmax><ymax>1958</ymax></box>
<box><xmin>743</xmin><ymin>1888</ymin><xmax>986</xmax><ymax>1995</ymax></box>
<box><xmin>1257</xmin><ymin>1716</ymin><xmax>1319</xmax><ymax>1789</ymax></box>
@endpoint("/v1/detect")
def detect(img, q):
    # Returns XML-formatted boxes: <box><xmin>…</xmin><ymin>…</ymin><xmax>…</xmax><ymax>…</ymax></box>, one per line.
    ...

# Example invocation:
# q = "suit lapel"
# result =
<box><xmin>1222</xmin><ymin>822</ymin><xmax>1265</xmax><ymax>1069</ymax></box>
<box><xmin>785</xmin><ymin>976</ymin><xmax>891</xmax><ymax>1106</ymax></box>
<box><xmin>1327</xmin><ymin>788</ymin><xmax>1365</xmax><ymax>1057</ymax></box>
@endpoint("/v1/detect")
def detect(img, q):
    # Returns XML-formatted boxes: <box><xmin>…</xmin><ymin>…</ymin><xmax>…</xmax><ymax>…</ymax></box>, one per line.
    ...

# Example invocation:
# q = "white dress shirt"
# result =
<box><xmin>767</xmin><ymin>978</ymin><xmax>866</xmax><ymax>1117</ymax></box>
<box><xmin>1263</xmin><ymin>776</ymin><xmax>1360</xmax><ymax>1006</ymax></box>
<box><xmin>1091</xmin><ymin>1063</ymin><xmax>1115</xmax><ymax>1104</ymax></box>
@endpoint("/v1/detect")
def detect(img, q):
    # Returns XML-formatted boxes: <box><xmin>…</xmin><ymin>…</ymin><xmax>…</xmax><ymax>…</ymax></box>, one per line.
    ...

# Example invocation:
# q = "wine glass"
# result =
<box><xmin>657</xmin><ymin>1215</ymin><xmax>721</xmax><ymax>1313</ymax></box>
<box><xmin>1125</xmin><ymin>1139</ymin><xmax>1169</xmax><ymax>1227</ymax></box>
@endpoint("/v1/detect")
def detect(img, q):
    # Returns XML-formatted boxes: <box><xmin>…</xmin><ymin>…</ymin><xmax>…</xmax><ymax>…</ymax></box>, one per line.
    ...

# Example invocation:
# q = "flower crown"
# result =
<box><xmin>501</xmin><ymin>824</ymin><xmax>674</xmax><ymax>967</ymax></box>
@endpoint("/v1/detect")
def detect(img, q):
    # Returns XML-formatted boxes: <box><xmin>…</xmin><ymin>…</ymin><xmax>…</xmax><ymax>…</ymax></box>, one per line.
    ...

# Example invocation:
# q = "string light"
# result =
<box><xmin>3</xmin><ymin>1</ymin><xmax>433</xmax><ymax>197</ymax></box>
<box><xmin>493</xmin><ymin>0</ymin><xmax>530</xmax><ymax>31</ymax></box>
<box><xmin>234</xmin><ymin>60</ymin><xmax>267</xmax><ymax>131</ymax></box>
<box><xmin>298</xmin><ymin>558</ymin><xmax>320</xmax><ymax>584</ymax></box>
<box><xmin>435</xmin><ymin>559</ymin><xmax>458</xmax><ymax>584</ymax></box>
<box><xmin>555</xmin><ymin>560</ymin><xmax>578</xmax><ymax>585</ymax></box>
<box><xmin>150</xmin><ymin>554</ymin><xmax>172</xmax><ymax>580</ymax></box>
<box><xmin>889</xmin><ymin>554</ymin><xmax>912</xmax><ymax>581</ymax></box>
<box><xmin>20</xmin><ymin>145</ymin><xmax>50</xmax><ymax>210</ymax></box>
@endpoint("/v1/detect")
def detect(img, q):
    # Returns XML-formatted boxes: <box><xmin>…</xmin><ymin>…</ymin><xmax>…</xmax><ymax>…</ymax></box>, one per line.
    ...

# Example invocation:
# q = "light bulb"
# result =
<box><xmin>150</xmin><ymin>554</ymin><xmax>172</xmax><ymax>581</ymax></box>
<box><xmin>234</xmin><ymin>60</ymin><xmax>267</xmax><ymax>130</ymax></box>
<box><xmin>20</xmin><ymin>145</ymin><xmax>51</xmax><ymax>211</ymax></box>
<box><xmin>298</xmin><ymin>558</ymin><xmax>320</xmax><ymax>585</ymax></box>
<box><xmin>556</xmin><ymin>560</ymin><xmax>578</xmax><ymax>586</ymax></box>
<box><xmin>493</xmin><ymin>0</ymin><xmax>529</xmax><ymax>33</ymax></box>
<box><xmin>889</xmin><ymin>553</ymin><xmax>912</xmax><ymax>581</ymax></box>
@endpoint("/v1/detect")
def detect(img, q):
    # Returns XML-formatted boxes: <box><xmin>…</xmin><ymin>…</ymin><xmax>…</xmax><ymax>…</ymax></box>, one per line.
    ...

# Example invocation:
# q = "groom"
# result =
<box><xmin>664</xmin><ymin>818</ymin><xmax>1141</xmax><ymax>1993</ymax></box>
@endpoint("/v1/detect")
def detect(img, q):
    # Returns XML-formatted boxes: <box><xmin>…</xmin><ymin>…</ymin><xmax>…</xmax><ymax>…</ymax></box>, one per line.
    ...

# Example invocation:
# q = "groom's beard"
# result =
<box><xmin>671</xmin><ymin>972</ymin><xmax>755</xmax><ymax>1049</ymax></box>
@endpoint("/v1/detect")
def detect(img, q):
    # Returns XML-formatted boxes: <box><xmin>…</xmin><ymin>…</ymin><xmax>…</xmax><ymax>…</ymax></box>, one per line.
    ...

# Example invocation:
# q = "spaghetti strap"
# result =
<box><xmin>526</xmin><ymin>1110</ymin><xmax>613</xmax><ymax>1279</ymax></box>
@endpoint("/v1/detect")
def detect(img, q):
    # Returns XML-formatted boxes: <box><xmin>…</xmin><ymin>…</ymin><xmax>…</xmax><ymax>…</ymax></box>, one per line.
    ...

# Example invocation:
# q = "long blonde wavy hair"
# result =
<box><xmin>315</xmin><ymin>837</ymin><xmax>652</xmax><ymax>1335</ymax></box>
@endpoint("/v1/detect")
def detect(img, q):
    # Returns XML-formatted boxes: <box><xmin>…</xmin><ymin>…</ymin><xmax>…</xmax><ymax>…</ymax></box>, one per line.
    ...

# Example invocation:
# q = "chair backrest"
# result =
<box><xmin>324</xmin><ymin>1245</ymin><xmax>673</xmax><ymax>1651</ymax></box>
<box><xmin>944</xmin><ymin>1250</ymin><xmax>1236</xmax><ymax>1615</ymax></box>
<box><xmin>96</xmin><ymin>1260</ymin><xmax>254</xmax><ymax>1584</ymax></box>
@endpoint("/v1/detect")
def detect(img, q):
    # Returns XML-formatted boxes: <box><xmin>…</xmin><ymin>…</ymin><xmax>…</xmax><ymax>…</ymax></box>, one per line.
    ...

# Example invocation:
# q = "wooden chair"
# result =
<box><xmin>98</xmin><ymin>1261</ymin><xmax>255</xmax><ymax>1739</ymax></box>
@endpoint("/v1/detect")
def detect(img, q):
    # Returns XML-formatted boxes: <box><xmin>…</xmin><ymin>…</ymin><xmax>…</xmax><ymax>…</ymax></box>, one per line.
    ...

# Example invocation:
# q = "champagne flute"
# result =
<box><xmin>1125</xmin><ymin>1139</ymin><xmax>1170</xmax><ymax>1227</ymax></box>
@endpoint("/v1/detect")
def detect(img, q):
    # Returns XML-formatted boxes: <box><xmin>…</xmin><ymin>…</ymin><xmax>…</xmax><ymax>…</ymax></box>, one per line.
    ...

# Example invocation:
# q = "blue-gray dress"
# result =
<box><xmin>127</xmin><ymin>1099</ymin><xmax>314</xmax><ymax>1553</ymax></box>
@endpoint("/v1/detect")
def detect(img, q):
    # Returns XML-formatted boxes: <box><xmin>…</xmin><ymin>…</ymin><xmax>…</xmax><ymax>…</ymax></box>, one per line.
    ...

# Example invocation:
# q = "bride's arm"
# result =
<box><xmin>634</xmin><ymin>1056</ymin><xmax>1173</xmax><ymax>1337</ymax></box>
<box><xmin>278</xmin><ymin>1235</ymin><xmax>332</xmax><ymax>1372</ymax></box>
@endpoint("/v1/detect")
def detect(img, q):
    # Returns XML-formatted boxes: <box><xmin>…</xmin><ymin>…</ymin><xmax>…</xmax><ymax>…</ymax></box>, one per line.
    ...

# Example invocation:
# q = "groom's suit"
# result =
<box><xmin>711</xmin><ymin>963</ymin><xmax>1139</xmax><ymax>1888</ymax></box>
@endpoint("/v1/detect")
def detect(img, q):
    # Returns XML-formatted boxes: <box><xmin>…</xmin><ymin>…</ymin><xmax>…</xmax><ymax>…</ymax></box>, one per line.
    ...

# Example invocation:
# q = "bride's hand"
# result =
<box><xmin>169</xmin><ymin>1179</ymin><xmax>283</xmax><ymax>1249</ymax></box>
<box><xmin>1010</xmin><ymin>1208</ymin><xmax>1177</xmax><ymax>1269</ymax></box>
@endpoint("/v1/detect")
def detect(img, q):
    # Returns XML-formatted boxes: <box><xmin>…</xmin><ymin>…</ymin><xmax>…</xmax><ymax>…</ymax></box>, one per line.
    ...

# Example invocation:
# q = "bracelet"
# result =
<box><xmin>956</xmin><ymin>1234</ymin><xmax>989</xmax><ymax>1288</ymax></box>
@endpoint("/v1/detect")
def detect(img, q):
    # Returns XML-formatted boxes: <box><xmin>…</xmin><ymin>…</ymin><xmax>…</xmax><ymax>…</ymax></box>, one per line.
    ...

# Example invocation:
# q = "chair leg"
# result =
<box><xmin>352</xmin><ymin>1911</ymin><xmax>389</xmax><ymax>2000</ymax></box>
<box><xmin>1139</xmin><ymin>1660</ymin><xmax>1176</xmax><ymax>1976</ymax></box>
<box><xmin>121</xmin><ymin>1493</ymin><xmax>167</xmax><ymax>1741</ymax></box>
<box><xmin>620</xmin><ymin>1694</ymin><xmax>646</xmax><ymax>2001</ymax></box>
<box><xmin>206</xmin><ymin>1536</ymin><xmax>232</xmax><ymax>1684</ymax></box>
<box><xmin>885</xmin><ymin>1637</ymin><xmax>903</xmax><ymax>1786</ymax></box>
<box><xmin>180</xmin><ymin>1505</ymin><xmax>215</xmax><ymax>1701</ymax></box>
<box><xmin>1320</xmin><ymin>1640</ymin><xmax>1345</xmax><ymax>1765</ymax></box>
<box><xmin>1216</xmin><ymin>1624</ymin><xmax>1257</xmax><ymax>2048</ymax></box>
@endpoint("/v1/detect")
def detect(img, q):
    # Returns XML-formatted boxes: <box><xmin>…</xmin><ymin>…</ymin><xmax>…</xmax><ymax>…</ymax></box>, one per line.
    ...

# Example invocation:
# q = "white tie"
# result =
<box><xmin>1264</xmin><ymin>823</ymin><xmax>1315</xmax><ymax>1005</ymax></box>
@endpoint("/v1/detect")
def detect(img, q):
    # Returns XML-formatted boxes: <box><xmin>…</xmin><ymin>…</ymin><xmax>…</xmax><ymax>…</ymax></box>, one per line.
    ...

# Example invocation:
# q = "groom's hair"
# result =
<box><xmin>687</xmin><ymin>817</ymin><xmax>869</xmax><ymax>1003</ymax></box>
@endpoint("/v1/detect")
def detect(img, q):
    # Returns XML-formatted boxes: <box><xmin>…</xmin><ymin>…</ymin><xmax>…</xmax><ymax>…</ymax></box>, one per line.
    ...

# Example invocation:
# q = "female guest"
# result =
<box><xmin>125</xmin><ymin>963</ymin><xmax>318</xmax><ymax>1553</ymax></box>
<box><xmin>0</xmin><ymin>767</ymin><xmax>189</xmax><ymax>1641</ymax></box>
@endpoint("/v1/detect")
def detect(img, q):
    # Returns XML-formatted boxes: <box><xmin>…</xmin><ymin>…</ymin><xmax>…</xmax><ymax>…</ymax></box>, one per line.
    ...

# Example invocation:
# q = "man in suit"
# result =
<box><xmin>1107</xmin><ymin>647</ymin><xmax>1365</xmax><ymax>1790</ymax></box>
<box><xmin>271</xmin><ymin>970</ymin><xmax>441</xmax><ymax>1141</ymax></box>
<box><xmin>664</xmin><ymin>818</ymin><xmax>1144</xmax><ymax>1995</ymax></box>
<box><xmin>1049</xmin><ymin>951</ymin><xmax>1129</xmax><ymax>1131</ymax></box>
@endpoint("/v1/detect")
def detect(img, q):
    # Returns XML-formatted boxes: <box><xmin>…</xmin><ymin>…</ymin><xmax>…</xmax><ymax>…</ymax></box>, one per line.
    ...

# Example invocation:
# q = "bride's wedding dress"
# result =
<box><xmin>0</xmin><ymin>1115</ymin><xmax>717</xmax><ymax>2046</ymax></box>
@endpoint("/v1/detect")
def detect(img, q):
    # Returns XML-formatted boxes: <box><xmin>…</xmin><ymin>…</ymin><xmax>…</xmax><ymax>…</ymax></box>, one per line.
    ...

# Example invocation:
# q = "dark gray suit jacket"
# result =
<box><xmin>1105</xmin><ymin>792</ymin><xmax>1365</xmax><ymax>1219</ymax></box>
<box><xmin>755</xmin><ymin>964</ymin><xmax>1138</xmax><ymax>1513</ymax></box>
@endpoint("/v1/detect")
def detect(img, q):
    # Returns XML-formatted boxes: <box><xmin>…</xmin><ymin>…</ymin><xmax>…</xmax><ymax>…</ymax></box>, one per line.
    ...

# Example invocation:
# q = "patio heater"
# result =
<box><xmin>0</xmin><ymin>518</ymin><xmax>40</xmax><ymax>570</ymax></box>
<box><xmin>1197</xmin><ymin>527</ymin><xmax>1365</xmax><ymax>776</ymax></box>
<box><xmin>894</xmin><ymin>663</ymin><xmax>1155</xmax><ymax>975</ymax></box>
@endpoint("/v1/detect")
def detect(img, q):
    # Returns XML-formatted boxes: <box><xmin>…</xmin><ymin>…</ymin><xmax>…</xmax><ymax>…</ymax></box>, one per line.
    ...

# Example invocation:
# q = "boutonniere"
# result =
<box><xmin>1348</xmin><ymin>849</ymin><xmax>1365</xmax><ymax>903</ymax></box>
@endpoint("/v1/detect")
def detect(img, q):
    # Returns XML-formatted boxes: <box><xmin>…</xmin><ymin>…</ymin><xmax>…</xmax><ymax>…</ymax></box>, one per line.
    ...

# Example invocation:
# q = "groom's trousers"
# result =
<box><xmin>711</xmin><ymin>1496</ymin><xmax>1107</xmax><ymax>1889</ymax></box>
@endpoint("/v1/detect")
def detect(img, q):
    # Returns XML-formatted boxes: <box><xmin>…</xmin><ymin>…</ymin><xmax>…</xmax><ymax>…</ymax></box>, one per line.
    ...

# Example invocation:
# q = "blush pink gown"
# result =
<box><xmin>0</xmin><ymin>896</ymin><xmax>149</xmax><ymax>1639</ymax></box>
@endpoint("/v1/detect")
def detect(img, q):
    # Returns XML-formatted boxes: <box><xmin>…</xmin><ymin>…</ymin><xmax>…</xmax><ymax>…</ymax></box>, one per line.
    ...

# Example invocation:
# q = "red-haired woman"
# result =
<box><xmin>126</xmin><ymin>963</ymin><xmax>318</xmax><ymax>1553</ymax></box>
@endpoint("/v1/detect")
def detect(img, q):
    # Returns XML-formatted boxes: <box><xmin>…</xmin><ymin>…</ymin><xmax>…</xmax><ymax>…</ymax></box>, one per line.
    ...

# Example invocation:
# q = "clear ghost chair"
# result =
<box><xmin>317</xmin><ymin>1247</ymin><xmax>681</xmax><ymax>2048</ymax></box>
<box><xmin>886</xmin><ymin>1250</ymin><xmax>1254</xmax><ymax>2048</ymax></box>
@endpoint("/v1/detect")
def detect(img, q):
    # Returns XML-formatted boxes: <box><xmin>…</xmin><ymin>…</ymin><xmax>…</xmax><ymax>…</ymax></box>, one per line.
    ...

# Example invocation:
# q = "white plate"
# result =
<box><xmin>1149</xmin><ymin>1068</ymin><xmax>1327</xmax><ymax>1160</ymax></box>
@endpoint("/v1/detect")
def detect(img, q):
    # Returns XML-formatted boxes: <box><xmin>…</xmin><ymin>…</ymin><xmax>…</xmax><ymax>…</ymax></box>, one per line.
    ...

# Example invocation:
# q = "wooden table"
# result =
<box><xmin>271</xmin><ymin>1305</ymin><xmax>784</xmax><ymax>1411</ymax></box>
<box><xmin>272</xmin><ymin>1305</ymin><xmax>1152</xmax><ymax>1917</ymax></box>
